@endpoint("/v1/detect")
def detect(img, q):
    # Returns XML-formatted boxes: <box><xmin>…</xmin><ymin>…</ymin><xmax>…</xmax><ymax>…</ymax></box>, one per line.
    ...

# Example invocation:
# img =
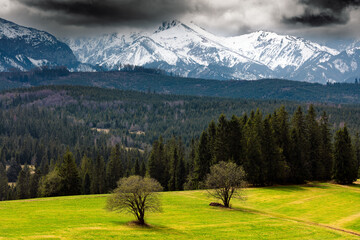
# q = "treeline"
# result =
<box><xmin>1</xmin><ymin>105</ymin><xmax>360</xmax><ymax>201</ymax></box>
<box><xmin>135</xmin><ymin>105</ymin><xmax>360</xmax><ymax>191</ymax></box>
<box><xmin>179</xmin><ymin>105</ymin><xmax>360</xmax><ymax>187</ymax></box>
<box><xmin>0</xmin><ymin>144</ymin><xmax>146</xmax><ymax>201</ymax></box>
<box><xmin>6</xmin><ymin>66</ymin><xmax>70</xmax><ymax>83</ymax></box>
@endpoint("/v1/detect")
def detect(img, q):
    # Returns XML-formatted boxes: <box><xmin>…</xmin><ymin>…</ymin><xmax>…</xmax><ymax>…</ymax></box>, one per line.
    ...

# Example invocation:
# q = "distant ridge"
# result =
<box><xmin>0</xmin><ymin>17</ymin><xmax>359</xmax><ymax>84</ymax></box>
<box><xmin>65</xmin><ymin>20</ymin><xmax>360</xmax><ymax>84</ymax></box>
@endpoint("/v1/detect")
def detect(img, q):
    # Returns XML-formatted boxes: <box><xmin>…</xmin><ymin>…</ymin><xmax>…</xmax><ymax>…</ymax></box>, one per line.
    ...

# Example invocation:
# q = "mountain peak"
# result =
<box><xmin>155</xmin><ymin>20</ymin><xmax>182</xmax><ymax>33</ymax></box>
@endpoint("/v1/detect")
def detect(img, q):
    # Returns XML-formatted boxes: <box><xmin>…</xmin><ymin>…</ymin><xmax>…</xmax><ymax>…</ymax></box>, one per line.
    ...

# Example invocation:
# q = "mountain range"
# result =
<box><xmin>1</xmin><ymin>18</ymin><xmax>360</xmax><ymax>84</ymax></box>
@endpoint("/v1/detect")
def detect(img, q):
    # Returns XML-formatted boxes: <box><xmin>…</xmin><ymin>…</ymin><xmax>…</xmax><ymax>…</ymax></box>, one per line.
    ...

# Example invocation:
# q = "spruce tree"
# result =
<box><xmin>272</xmin><ymin>106</ymin><xmax>291</xmax><ymax>170</ymax></box>
<box><xmin>6</xmin><ymin>158</ymin><xmax>21</xmax><ymax>182</ymax></box>
<box><xmin>354</xmin><ymin>133</ymin><xmax>360</xmax><ymax>177</ymax></box>
<box><xmin>289</xmin><ymin>107</ymin><xmax>309</xmax><ymax>183</ymax></box>
<box><xmin>29</xmin><ymin>168</ymin><xmax>42</xmax><ymax>198</ymax></box>
<box><xmin>58</xmin><ymin>150</ymin><xmax>81</xmax><ymax>196</ymax></box>
<box><xmin>148</xmin><ymin>137</ymin><xmax>168</xmax><ymax>189</ymax></box>
<box><xmin>319</xmin><ymin>111</ymin><xmax>333</xmax><ymax>180</ymax></box>
<box><xmin>333</xmin><ymin>127</ymin><xmax>357</xmax><ymax>184</ymax></box>
<box><xmin>175</xmin><ymin>156</ymin><xmax>186</xmax><ymax>190</ymax></box>
<box><xmin>213</xmin><ymin>114</ymin><xmax>230</xmax><ymax>163</ymax></box>
<box><xmin>16</xmin><ymin>165</ymin><xmax>31</xmax><ymax>199</ymax></box>
<box><xmin>194</xmin><ymin>131</ymin><xmax>211</xmax><ymax>182</ymax></box>
<box><xmin>133</xmin><ymin>158</ymin><xmax>140</xmax><ymax>176</ymax></box>
<box><xmin>207</xmin><ymin>120</ymin><xmax>217</xmax><ymax>159</ymax></box>
<box><xmin>168</xmin><ymin>147</ymin><xmax>178</xmax><ymax>191</ymax></box>
<box><xmin>82</xmin><ymin>172</ymin><xmax>91</xmax><ymax>195</ymax></box>
<box><xmin>0</xmin><ymin>163</ymin><xmax>8</xmax><ymax>201</ymax></box>
<box><xmin>244</xmin><ymin>110</ymin><xmax>266</xmax><ymax>186</ymax></box>
<box><xmin>80</xmin><ymin>154</ymin><xmax>92</xmax><ymax>194</ymax></box>
<box><xmin>262</xmin><ymin>115</ymin><xmax>282</xmax><ymax>185</ymax></box>
<box><xmin>139</xmin><ymin>160</ymin><xmax>146</xmax><ymax>177</ymax></box>
<box><xmin>91</xmin><ymin>155</ymin><xmax>106</xmax><ymax>194</ymax></box>
<box><xmin>305</xmin><ymin>105</ymin><xmax>322</xmax><ymax>180</ymax></box>
<box><xmin>228</xmin><ymin>115</ymin><xmax>243</xmax><ymax>165</ymax></box>
<box><xmin>106</xmin><ymin>145</ymin><xmax>123</xmax><ymax>190</ymax></box>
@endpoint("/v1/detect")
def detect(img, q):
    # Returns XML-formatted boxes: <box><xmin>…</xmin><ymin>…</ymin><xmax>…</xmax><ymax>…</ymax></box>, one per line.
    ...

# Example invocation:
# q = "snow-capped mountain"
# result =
<box><xmin>1</xmin><ymin>17</ymin><xmax>359</xmax><ymax>84</ymax></box>
<box><xmin>293</xmin><ymin>47</ymin><xmax>360</xmax><ymax>83</ymax></box>
<box><xmin>0</xmin><ymin>18</ymin><xmax>79</xmax><ymax>71</ymax></box>
<box><xmin>65</xmin><ymin>20</ymin><xmax>359</xmax><ymax>83</ymax></box>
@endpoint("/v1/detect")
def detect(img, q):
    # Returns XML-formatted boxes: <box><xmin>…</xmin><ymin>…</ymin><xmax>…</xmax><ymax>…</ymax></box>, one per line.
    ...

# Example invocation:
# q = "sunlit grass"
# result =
<box><xmin>1</xmin><ymin>182</ymin><xmax>360</xmax><ymax>239</ymax></box>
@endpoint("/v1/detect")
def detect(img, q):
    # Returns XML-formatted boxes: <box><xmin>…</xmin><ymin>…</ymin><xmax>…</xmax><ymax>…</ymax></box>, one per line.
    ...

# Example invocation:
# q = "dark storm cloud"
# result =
<box><xmin>15</xmin><ymin>0</ymin><xmax>202</xmax><ymax>26</ymax></box>
<box><xmin>284</xmin><ymin>0</ymin><xmax>360</xmax><ymax>26</ymax></box>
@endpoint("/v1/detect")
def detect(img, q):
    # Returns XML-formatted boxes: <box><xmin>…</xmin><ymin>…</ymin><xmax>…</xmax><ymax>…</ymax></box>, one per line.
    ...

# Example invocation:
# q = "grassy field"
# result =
<box><xmin>1</xmin><ymin>182</ymin><xmax>360</xmax><ymax>239</ymax></box>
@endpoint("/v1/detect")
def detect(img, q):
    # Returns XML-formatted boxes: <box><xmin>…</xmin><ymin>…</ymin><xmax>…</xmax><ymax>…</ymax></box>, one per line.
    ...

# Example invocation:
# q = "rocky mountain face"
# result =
<box><xmin>64</xmin><ymin>20</ymin><xmax>359</xmax><ymax>83</ymax></box>
<box><xmin>0</xmin><ymin>18</ymin><xmax>79</xmax><ymax>71</ymax></box>
<box><xmin>1</xmin><ymin>18</ymin><xmax>359</xmax><ymax>84</ymax></box>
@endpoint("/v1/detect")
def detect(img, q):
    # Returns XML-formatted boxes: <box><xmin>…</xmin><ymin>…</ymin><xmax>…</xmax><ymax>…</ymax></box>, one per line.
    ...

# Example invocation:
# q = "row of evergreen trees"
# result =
<box><xmin>184</xmin><ymin>105</ymin><xmax>360</xmax><ymax>187</ymax></box>
<box><xmin>1</xmin><ymin>105</ymin><xmax>359</xmax><ymax>201</ymax></box>
<box><xmin>0</xmin><ymin>145</ymin><xmax>146</xmax><ymax>201</ymax></box>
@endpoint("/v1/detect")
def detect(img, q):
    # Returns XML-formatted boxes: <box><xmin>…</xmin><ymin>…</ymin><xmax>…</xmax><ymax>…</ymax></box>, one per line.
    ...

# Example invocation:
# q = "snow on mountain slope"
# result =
<box><xmin>65</xmin><ymin>20</ymin><xmax>343</xmax><ymax>81</ymax></box>
<box><xmin>223</xmin><ymin>31</ymin><xmax>338</xmax><ymax>70</ymax></box>
<box><xmin>0</xmin><ymin>18</ymin><xmax>79</xmax><ymax>71</ymax></box>
<box><xmin>294</xmin><ymin>47</ymin><xmax>360</xmax><ymax>84</ymax></box>
<box><xmin>2</xmin><ymin>17</ymin><xmax>356</xmax><ymax>83</ymax></box>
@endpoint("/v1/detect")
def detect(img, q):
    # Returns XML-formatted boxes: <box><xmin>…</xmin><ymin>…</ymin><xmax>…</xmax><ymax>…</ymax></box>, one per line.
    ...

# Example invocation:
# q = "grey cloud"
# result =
<box><xmin>15</xmin><ymin>0</ymin><xmax>204</xmax><ymax>26</ymax></box>
<box><xmin>284</xmin><ymin>0</ymin><xmax>360</xmax><ymax>26</ymax></box>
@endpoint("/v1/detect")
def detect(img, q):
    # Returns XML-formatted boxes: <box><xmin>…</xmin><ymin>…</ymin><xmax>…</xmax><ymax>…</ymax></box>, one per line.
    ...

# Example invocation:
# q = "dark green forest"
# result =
<box><xmin>1</xmin><ymin>69</ymin><xmax>360</xmax><ymax>103</ymax></box>
<box><xmin>0</xmin><ymin>85</ymin><xmax>360</xmax><ymax>201</ymax></box>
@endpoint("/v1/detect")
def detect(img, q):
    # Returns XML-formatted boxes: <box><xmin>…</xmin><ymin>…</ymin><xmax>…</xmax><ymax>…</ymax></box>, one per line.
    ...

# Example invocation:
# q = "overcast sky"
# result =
<box><xmin>1</xmin><ymin>0</ymin><xmax>360</xmax><ymax>39</ymax></box>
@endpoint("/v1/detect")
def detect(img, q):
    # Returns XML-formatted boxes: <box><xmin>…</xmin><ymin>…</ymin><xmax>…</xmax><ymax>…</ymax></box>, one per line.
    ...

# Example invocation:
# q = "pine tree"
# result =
<box><xmin>82</xmin><ymin>171</ymin><xmax>91</xmax><ymax>195</ymax></box>
<box><xmin>244</xmin><ymin>110</ymin><xmax>266</xmax><ymax>186</ymax></box>
<box><xmin>58</xmin><ymin>150</ymin><xmax>81</xmax><ymax>196</ymax></box>
<box><xmin>272</xmin><ymin>106</ymin><xmax>291</xmax><ymax>170</ymax></box>
<box><xmin>175</xmin><ymin>156</ymin><xmax>186</xmax><ymax>190</ymax></box>
<box><xmin>333</xmin><ymin>126</ymin><xmax>357</xmax><ymax>184</ymax></box>
<box><xmin>188</xmin><ymin>138</ymin><xmax>197</xmax><ymax>173</ymax></box>
<box><xmin>289</xmin><ymin>107</ymin><xmax>309</xmax><ymax>183</ymax></box>
<box><xmin>168</xmin><ymin>147</ymin><xmax>179</xmax><ymax>191</ymax></box>
<box><xmin>148</xmin><ymin>137</ymin><xmax>168</xmax><ymax>189</ymax></box>
<box><xmin>106</xmin><ymin>145</ymin><xmax>123</xmax><ymax>190</ymax></box>
<box><xmin>91</xmin><ymin>155</ymin><xmax>106</xmax><ymax>194</ymax></box>
<box><xmin>0</xmin><ymin>163</ymin><xmax>8</xmax><ymax>201</ymax></box>
<box><xmin>6</xmin><ymin>158</ymin><xmax>21</xmax><ymax>182</ymax></box>
<box><xmin>319</xmin><ymin>111</ymin><xmax>333</xmax><ymax>180</ymax></box>
<box><xmin>228</xmin><ymin>115</ymin><xmax>243</xmax><ymax>165</ymax></box>
<box><xmin>79</xmin><ymin>154</ymin><xmax>92</xmax><ymax>194</ymax></box>
<box><xmin>354</xmin><ymin>133</ymin><xmax>360</xmax><ymax>177</ymax></box>
<box><xmin>213</xmin><ymin>114</ymin><xmax>230</xmax><ymax>163</ymax></box>
<box><xmin>194</xmin><ymin>131</ymin><xmax>211</xmax><ymax>182</ymax></box>
<box><xmin>133</xmin><ymin>158</ymin><xmax>140</xmax><ymax>176</ymax></box>
<box><xmin>140</xmin><ymin>160</ymin><xmax>146</xmax><ymax>177</ymax></box>
<box><xmin>16</xmin><ymin>164</ymin><xmax>31</xmax><ymax>199</ymax></box>
<box><xmin>29</xmin><ymin>168</ymin><xmax>41</xmax><ymax>198</ymax></box>
<box><xmin>207</xmin><ymin>120</ymin><xmax>217</xmax><ymax>159</ymax></box>
<box><xmin>262</xmin><ymin>115</ymin><xmax>282</xmax><ymax>185</ymax></box>
<box><xmin>306</xmin><ymin>105</ymin><xmax>322</xmax><ymax>180</ymax></box>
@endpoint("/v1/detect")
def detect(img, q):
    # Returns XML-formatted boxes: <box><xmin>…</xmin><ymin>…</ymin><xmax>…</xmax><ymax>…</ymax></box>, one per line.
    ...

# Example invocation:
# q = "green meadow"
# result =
<box><xmin>1</xmin><ymin>182</ymin><xmax>360</xmax><ymax>239</ymax></box>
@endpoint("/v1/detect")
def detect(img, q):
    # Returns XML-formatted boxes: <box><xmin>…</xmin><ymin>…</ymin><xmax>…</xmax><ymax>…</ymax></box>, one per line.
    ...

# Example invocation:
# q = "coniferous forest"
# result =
<box><xmin>0</xmin><ymin>85</ymin><xmax>360</xmax><ymax>201</ymax></box>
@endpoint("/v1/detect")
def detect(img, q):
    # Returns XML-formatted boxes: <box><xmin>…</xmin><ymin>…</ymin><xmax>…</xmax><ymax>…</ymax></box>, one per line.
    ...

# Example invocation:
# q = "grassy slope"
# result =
<box><xmin>1</xmin><ymin>183</ymin><xmax>360</xmax><ymax>239</ymax></box>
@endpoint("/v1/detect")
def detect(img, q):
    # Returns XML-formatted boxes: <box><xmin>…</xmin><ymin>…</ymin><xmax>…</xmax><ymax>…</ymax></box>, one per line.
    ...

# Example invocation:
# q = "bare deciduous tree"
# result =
<box><xmin>205</xmin><ymin>161</ymin><xmax>246</xmax><ymax>208</ymax></box>
<box><xmin>106</xmin><ymin>175</ymin><xmax>163</xmax><ymax>225</ymax></box>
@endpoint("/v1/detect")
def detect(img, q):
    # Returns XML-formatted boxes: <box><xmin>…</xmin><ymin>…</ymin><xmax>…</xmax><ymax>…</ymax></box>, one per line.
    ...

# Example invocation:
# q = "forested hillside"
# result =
<box><xmin>1</xmin><ymin>85</ymin><xmax>360</xmax><ymax>201</ymax></box>
<box><xmin>1</xmin><ymin>70</ymin><xmax>360</xmax><ymax>103</ymax></box>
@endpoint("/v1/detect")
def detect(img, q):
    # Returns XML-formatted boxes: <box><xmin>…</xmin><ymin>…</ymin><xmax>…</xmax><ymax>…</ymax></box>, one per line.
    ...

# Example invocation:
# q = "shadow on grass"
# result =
<box><xmin>263</xmin><ymin>183</ymin><xmax>331</xmax><ymax>192</ymax></box>
<box><xmin>110</xmin><ymin>220</ymin><xmax>179</xmax><ymax>233</ymax></box>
